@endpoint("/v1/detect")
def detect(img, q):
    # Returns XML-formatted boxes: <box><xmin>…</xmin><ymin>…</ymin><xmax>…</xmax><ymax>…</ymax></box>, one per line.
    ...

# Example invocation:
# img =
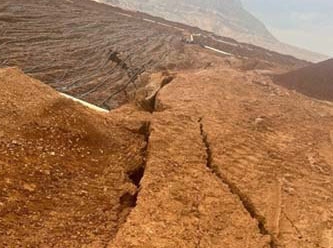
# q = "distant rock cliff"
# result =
<box><xmin>98</xmin><ymin>0</ymin><xmax>328</xmax><ymax>62</ymax></box>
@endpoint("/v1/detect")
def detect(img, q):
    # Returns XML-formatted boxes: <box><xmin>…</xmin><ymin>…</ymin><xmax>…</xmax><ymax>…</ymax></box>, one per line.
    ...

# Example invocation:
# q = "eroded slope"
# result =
<box><xmin>0</xmin><ymin>68</ymin><xmax>148</xmax><ymax>247</ymax></box>
<box><xmin>98</xmin><ymin>0</ymin><xmax>328</xmax><ymax>62</ymax></box>
<box><xmin>1</xmin><ymin>1</ymin><xmax>332</xmax><ymax>247</ymax></box>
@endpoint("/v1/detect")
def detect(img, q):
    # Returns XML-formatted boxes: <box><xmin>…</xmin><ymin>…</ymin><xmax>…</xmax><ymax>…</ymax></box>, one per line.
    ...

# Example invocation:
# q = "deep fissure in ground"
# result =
<box><xmin>122</xmin><ymin>121</ymin><xmax>151</xmax><ymax>210</ymax></box>
<box><xmin>118</xmin><ymin>73</ymin><xmax>172</xmax><ymax>218</ymax></box>
<box><xmin>198</xmin><ymin>117</ymin><xmax>277</xmax><ymax>248</ymax></box>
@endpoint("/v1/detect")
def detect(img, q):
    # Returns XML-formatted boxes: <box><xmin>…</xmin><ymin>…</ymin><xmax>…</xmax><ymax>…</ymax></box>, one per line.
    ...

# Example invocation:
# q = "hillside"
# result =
<box><xmin>2</xmin><ymin>64</ymin><xmax>333</xmax><ymax>248</ymax></box>
<box><xmin>1</xmin><ymin>0</ymin><xmax>333</xmax><ymax>248</ymax></box>
<box><xmin>101</xmin><ymin>0</ymin><xmax>276</xmax><ymax>43</ymax></box>
<box><xmin>274</xmin><ymin>59</ymin><xmax>333</xmax><ymax>102</ymax></box>
<box><xmin>0</xmin><ymin>0</ymin><xmax>308</xmax><ymax>109</ymax></box>
<box><xmin>98</xmin><ymin>0</ymin><xmax>328</xmax><ymax>62</ymax></box>
<box><xmin>0</xmin><ymin>67</ymin><xmax>149</xmax><ymax>247</ymax></box>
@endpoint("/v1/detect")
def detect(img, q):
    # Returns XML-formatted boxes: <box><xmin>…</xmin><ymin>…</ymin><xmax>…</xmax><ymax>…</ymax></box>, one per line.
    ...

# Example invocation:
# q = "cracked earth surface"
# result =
<box><xmin>0</xmin><ymin>60</ymin><xmax>333</xmax><ymax>248</ymax></box>
<box><xmin>110</xmin><ymin>67</ymin><xmax>333</xmax><ymax>248</ymax></box>
<box><xmin>1</xmin><ymin>62</ymin><xmax>333</xmax><ymax>248</ymax></box>
<box><xmin>131</xmin><ymin>69</ymin><xmax>333</xmax><ymax>248</ymax></box>
<box><xmin>0</xmin><ymin>1</ymin><xmax>332</xmax><ymax>246</ymax></box>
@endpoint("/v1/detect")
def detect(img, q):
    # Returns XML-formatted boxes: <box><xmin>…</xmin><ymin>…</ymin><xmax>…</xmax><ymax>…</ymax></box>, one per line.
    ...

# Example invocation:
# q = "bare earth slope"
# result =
<box><xmin>1</xmin><ymin>1</ymin><xmax>333</xmax><ymax>248</ymax></box>
<box><xmin>274</xmin><ymin>59</ymin><xmax>333</xmax><ymax>102</ymax></box>
<box><xmin>112</xmin><ymin>66</ymin><xmax>333</xmax><ymax>247</ymax></box>
<box><xmin>0</xmin><ymin>0</ymin><xmax>308</xmax><ymax>110</ymax></box>
<box><xmin>2</xmin><ymin>53</ymin><xmax>333</xmax><ymax>248</ymax></box>
<box><xmin>0</xmin><ymin>68</ymin><xmax>149</xmax><ymax>247</ymax></box>
<box><xmin>0</xmin><ymin>0</ymin><xmax>186</xmax><ymax>109</ymax></box>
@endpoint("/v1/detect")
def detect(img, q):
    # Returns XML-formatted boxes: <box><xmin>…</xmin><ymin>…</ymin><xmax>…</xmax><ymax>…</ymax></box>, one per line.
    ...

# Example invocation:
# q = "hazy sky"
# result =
<box><xmin>242</xmin><ymin>0</ymin><xmax>333</xmax><ymax>57</ymax></box>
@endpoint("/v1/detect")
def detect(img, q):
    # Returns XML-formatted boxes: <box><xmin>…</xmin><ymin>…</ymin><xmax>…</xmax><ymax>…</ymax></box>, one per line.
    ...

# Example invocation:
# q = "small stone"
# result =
<box><xmin>254</xmin><ymin>117</ymin><xmax>264</xmax><ymax>126</ymax></box>
<box><xmin>23</xmin><ymin>183</ymin><xmax>37</xmax><ymax>192</ymax></box>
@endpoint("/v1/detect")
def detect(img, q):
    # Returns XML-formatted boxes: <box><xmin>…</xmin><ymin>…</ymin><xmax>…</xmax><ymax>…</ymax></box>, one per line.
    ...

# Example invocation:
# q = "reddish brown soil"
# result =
<box><xmin>0</xmin><ymin>68</ymin><xmax>149</xmax><ymax>247</ymax></box>
<box><xmin>1</xmin><ymin>1</ymin><xmax>333</xmax><ymax>248</ymax></box>
<box><xmin>2</xmin><ymin>58</ymin><xmax>333</xmax><ymax>248</ymax></box>
<box><xmin>110</xmin><ymin>110</ymin><xmax>272</xmax><ymax>248</ymax></box>
<box><xmin>138</xmin><ymin>66</ymin><xmax>332</xmax><ymax>248</ymax></box>
<box><xmin>274</xmin><ymin>59</ymin><xmax>333</xmax><ymax>102</ymax></box>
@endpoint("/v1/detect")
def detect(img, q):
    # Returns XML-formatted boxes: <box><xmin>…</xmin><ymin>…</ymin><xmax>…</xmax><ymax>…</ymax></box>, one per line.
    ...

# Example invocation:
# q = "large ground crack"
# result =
<box><xmin>140</xmin><ymin>74</ymin><xmax>174</xmax><ymax>113</ymax></box>
<box><xmin>117</xmin><ymin>121</ymin><xmax>150</xmax><ymax>237</ymax></box>
<box><xmin>117</xmin><ymin>72</ymin><xmax>174</xmax><ymax>235</ymax></box>
<box><xmin>198</xmin><ymin>117</ymin><xmax>277</xmax><ymax>248</ymax></box>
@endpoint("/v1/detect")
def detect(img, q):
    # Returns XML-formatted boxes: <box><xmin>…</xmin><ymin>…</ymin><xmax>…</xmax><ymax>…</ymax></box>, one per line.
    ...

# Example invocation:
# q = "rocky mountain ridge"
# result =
<box><xmin>98</xmin><ymin>0</ymin><xmax>328</xmax><ymax>62</ymax></box>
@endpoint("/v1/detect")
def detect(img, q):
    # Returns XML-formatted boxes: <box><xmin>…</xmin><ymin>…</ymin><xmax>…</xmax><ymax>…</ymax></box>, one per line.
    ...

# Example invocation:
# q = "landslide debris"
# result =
<box><xmin>0</xmin><ymin>68</ymin><xmax>148</xmax><ymax>247</ymax></box>
<box><xmin>1</xmin><ymin>49</ymin><xmax>333</xmax><ymax>248</ymax></box>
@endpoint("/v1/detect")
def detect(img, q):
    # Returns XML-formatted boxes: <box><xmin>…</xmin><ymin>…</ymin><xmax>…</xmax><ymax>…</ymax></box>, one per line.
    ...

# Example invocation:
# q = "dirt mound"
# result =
<box><xmin>0</xmin><ymin>68</ymin><xmax>148</xmax><ymax>247</ymax></box>
<box><xmin>274</xmin><ymin>59</ymin><xmax>333</xmax><ymax>101</ymax></box>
